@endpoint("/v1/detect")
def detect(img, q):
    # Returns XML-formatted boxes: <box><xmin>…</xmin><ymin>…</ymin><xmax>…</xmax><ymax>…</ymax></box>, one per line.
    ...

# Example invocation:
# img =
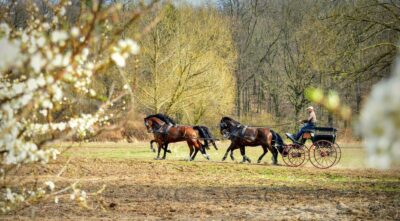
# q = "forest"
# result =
<box><xmin>1</xmin><ymin>0</ymin><xmax>400</xmax><ymax>219</ymax></box>
<box><xmin>98</xmin><ymin>0</ymin><xmax>399</xmax><ymax>136</ymax></box>
<box><xmin>4</xmin><ymin>0</ymin><xmax>398</xmax><ymax>136</ymax></box>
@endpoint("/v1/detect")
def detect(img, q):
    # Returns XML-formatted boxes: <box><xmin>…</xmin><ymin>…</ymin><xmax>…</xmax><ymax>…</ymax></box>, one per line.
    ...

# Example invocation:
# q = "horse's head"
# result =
<box><xmin>220</xmin><ymin>117</ymin><xmax>240</xmax><ymax>138</ymax></box>
<box><xmin>144</xmin><ymin>116</ymin><xmax>163</xmax><ymax>133</ymax></box>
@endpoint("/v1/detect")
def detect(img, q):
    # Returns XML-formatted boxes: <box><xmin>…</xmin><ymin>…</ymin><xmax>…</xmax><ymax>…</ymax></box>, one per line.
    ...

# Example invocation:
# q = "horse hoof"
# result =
<box><xmin>230</xmin><ymin>157</ymin><xmax>235</xmax><ymax>161</ymax></box>
<box><xmin>222</xmin><ymin>157</ymin><xmax>226</xmax><ymax>161</ymax></box>
<box><xmin>257</xmin><ymin>160</ymin><xmax>261</xmax><ymax>164</ymax></box>
<box><xmin>166</xmin><ymin>150</ymin><xmax>172</xmax><ymax>153</ymax></box>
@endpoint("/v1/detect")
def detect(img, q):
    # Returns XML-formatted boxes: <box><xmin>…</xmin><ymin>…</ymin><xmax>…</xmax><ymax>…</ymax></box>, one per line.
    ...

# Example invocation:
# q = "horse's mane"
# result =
<box><xmin>145</xmin><ymin>114</ymin><xmax>176</xmax><ymax>125</ymax></box>
<box><xmin>221</xmin><ymin>116</ymin><xmax>241</xmax><ymax>125</ymax></box>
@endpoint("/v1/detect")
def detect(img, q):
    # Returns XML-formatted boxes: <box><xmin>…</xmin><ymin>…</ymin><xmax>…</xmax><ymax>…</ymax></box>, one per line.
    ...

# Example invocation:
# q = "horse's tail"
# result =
<box><xmin>271</xmin><ymin>130</ymin><xmax>285</xmax><ymax>154</ymax></box>
<box><xmin>193</xmin><ymin>126</ymin><xmax>218</xmax><ymax>150</ymax></box>
<box><xmin>201</xmin><ymin>126</ymin><xmax>218</xmax><ymax>150</ymax></box>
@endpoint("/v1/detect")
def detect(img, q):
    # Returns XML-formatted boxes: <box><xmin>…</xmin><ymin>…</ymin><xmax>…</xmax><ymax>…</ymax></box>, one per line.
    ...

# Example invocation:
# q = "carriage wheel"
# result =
<box><xmin>334</xmin><ymin>143</ymin><xmax>341</xmax><ymax>166</ymax></box>
<box><xmin>282</xmin><ymin>144</ymin><xmax>307</xmax><ymax>167</ymax></box>
<box><xmin>281</xmin><ymin>146</ymin><xmax>291</xmax><ymax>166</ymax></box>
<box><xmin>310</xmin><ymin>140</ymin><xmax>338</xmax><ymax>169</ymax></box>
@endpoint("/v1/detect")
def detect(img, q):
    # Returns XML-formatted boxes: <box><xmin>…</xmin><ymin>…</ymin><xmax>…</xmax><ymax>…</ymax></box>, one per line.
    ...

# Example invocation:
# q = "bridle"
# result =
<box><xmin>145</xmin><ymin>117</ymin><xmax>170</xmax><ymax>134</ymax></box>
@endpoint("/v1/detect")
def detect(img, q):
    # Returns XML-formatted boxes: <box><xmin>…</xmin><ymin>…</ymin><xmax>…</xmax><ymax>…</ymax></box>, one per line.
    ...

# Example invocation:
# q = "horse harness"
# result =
<box><xmin>152</xmin><ymin>123</ymin><xmax>196</xmax><ymax>140</ymax></box>
<box><xmin>152</xmin><ymin>122</ymin><xmax>173</xmax><ymax>135</ymax></box>
<box><xmin>226</xmin><ymin>124</ymin><xmax>255</xmax><ymax>142</ymax></box>
<box><xmin>225</xmin><ymin>122</ymin><xmax>280</xmax><ymax>147</ymax></box>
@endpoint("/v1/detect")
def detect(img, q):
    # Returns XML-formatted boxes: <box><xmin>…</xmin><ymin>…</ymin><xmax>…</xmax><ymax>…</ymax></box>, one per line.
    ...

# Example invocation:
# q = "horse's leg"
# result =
<box><xmin>198</xmin><ymin>140</ymin><xmax>210</xmax><ymax>160</ymax></box>
<box><xmin>230</xmin><ymin>147</ymin><xmax>237</xmax><ymax>161</ymax></box>
<box><xmin>270</xmin><ymin>145</ymin><xmax>278</xmax><ymax>165</ymax></box>
<box><xmin>190</xmin><ymin>140</ymin><xmax>201</xmax><ymax>161</ymax></box>
<box><xmin>222</xmin><ymin>143</ymin><xmax>235</xmax><ymax>161</ymax></box>
<box><xmin>257</xmin><ymin>145</ymin><xmax>269</xmax><ymax>164</ymax></box>
<box><xmin>163</xmin><ymin>142</ymin><xmax>171</xmax><ymax>153</ymax></box>
<box><xmin>187</xmin><ymin>141</ymin><xmax>194</xmax><ymax>161</ymax></box>
<box><xmin>190</xmin><ymin>147</ymin><xmax>199</xmax><ymax>161</ymax></box>
<box><xmin>150</xmin><ymin>140</ymin><xmax>156</xmax><ymax>152</ymax></box>
<box><xmin>211</xmin><ymin>140</ymin><xmax>218</xmax><ymax>150</ymax></box>
<box><xmin>155</xmin><ymin>142</ymin><xmax>162</xmax><ymax>160</ymax></box>
<box><xmin>240</xmin><ymin>146</ymin><xmax>251</xmax><ymax>163</ymax></box>
<box><xmin>161</xmin><ymin>143</ymin><xmax>169</xmax><ymax>159</ymax></box>
<box><xmin>267</xmin><ymin>133</ymin><xmax>278</xmax><ymax>165</ymax></box>
<box><xmin>190</xmin><ymin>149</ymin><xmax>199</xmax><ymax>161</ymax></box>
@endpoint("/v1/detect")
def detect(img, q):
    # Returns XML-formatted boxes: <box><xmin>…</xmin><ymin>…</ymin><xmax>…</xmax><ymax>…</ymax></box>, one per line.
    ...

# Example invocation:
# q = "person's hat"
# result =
<box><xmin>306</xmin><ymin>106</ymin><xmax>314</xmax><ymax>110</ymax></box>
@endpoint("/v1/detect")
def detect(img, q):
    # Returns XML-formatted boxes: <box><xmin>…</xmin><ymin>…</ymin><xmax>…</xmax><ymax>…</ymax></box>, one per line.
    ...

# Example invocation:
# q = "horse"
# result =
<box><xmin>149</xmin><ymin>126</ymin><xmax>217</xmax><ymax>153</ymax></box>
<box><xmin>219</xmin><ymin>117</ymin><xmax>285</xmax><ymax>164</ymax></box>
<box><xmin>144</xmin><ymin>114</ymin><xmax>217</xmax><ymax>161</ymax></box>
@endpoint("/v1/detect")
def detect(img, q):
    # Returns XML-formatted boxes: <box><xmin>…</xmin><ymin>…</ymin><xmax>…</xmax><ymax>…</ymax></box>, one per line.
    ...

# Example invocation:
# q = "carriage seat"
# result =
<box><xmin>312</xmin><ymin>127</ymin><xmax>337</xmax><ymax>143</ymax></box>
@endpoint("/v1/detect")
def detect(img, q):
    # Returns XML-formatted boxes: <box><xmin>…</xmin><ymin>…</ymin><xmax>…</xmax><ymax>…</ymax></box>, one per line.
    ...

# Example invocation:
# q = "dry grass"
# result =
<box><xmin>4</xmin><ymin>142</ymin><xmax>400</xmax><ymax>220</ymax></box>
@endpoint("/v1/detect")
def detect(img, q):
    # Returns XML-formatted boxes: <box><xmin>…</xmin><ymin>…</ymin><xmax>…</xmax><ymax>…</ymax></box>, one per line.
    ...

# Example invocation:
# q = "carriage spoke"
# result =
<box><xmin>310</xmin><ymin>140</ymin><xmax>338</xmax><ymax>169</ymax></box>
<box><xmin>283</xmin><ymin>144</ymin><xmax>307</xmax><ymax>167</ymax></box>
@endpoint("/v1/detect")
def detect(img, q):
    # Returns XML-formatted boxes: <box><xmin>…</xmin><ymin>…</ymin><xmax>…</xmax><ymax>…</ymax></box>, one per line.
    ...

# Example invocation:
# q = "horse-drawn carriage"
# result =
<box><xmin>145</xmin><ymin>114</ymin><xmax>341</xmax><ymax>169</ymax></box>
<box><xmin>280</xmin><ymin>126</ymin><xmax>341</xmax><ymax>169</ymax></box>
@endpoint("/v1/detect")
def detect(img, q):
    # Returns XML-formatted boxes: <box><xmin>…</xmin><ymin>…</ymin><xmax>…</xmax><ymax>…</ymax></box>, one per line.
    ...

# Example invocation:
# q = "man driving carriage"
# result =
<box><xmin>287</xmin><ymin>106</ymin><xmax>317</xmax><ymax>141</ymax></box>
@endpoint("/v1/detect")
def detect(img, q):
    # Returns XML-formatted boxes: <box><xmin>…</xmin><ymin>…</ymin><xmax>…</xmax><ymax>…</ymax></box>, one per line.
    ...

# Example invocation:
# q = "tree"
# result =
<box><xmin>0</xmin><ymin>0</ymin><xmax>158</xmax><ymax>213</ymax></box>
<box><xmin>135</xmin><ymin>4</ymin><xmax>236</xmax><ymax>124</ymax></box>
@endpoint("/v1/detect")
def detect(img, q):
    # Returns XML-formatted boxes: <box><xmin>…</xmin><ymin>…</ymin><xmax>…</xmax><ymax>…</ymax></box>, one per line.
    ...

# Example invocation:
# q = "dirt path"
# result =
<box><xmin>4</xmin><ymin>157</ymin><xmax>400</xmax><ymax>220</ymax></box>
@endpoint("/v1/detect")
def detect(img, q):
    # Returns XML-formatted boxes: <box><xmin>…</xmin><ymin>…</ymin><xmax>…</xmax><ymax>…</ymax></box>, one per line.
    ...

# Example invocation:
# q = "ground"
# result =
<box><xmin>4</xmin><ymin>141</ymin><xmax>400</xmax><ymax>220</ymax></box>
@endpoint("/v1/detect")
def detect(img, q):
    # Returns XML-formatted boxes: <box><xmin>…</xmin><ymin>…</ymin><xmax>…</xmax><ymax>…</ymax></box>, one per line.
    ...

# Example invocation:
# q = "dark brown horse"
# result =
<box><xmin>219</xmin><ymin>117</ymin><xmax>284</xmax><ymax>164</ymax></box>
<box><xmin>144</xmin><ymin>114</ymin><xmax>217</xmax><ymax>161</ymax></box>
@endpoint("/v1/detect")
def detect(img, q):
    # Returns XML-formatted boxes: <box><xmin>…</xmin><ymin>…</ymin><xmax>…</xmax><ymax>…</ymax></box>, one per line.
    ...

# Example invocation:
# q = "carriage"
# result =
<box><xmin>280</xmin><ymin>126</ymin><xmax>341</xmax><ymax>169</ymax></box>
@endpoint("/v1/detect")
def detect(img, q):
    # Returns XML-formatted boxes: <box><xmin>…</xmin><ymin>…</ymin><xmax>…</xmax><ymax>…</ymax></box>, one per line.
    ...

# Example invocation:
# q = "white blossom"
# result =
<box><xmin>0</xmin><ymin>37</ymin><xmax>21</xmax><ymax>70</ymax></box>
<box><xmin>0</xmin><ymin>23</ymin><xmax>11</xmax><ymax>36</ymax></box>
<box><xmin>71</xmin><ymin>27</ymin><xmax>80</xmax><ymax>37</ymax></box>
<box><xmin>30</xmin><ymin>53</ymin><xmax>46</xmax><ymax>73</ymax></box>
<box><xmin>59</xmin><ymin>7</ymin><xmax>66</xmax><ymax>16</ymax></box>
<box><xmin>359</xmin><ymin>58</ymin><xmax>400</xmax><ymax>169</ymax></box>
<box><xmin>111</xmin><ymin>52</ymin><xmax>126</xmax><ymax>67</ymax></box>
<box><xmin>37</xmin><ymin>36</ymin><xmax>46</xmax><ymax>47</ymax></box>
<box><xmin>51</xmin><ymin>30</ymin><xmax>68</xmax><ymax>43</ymax></box>
<box><xmin>118</xmin><ymin>39</ymin><xmax>140</xmax><ymax>55</ymax></box>
<box><xmin>0</xmin><ymin>3</ymin><xmax>140</xmax><ymax>213</ymax></box>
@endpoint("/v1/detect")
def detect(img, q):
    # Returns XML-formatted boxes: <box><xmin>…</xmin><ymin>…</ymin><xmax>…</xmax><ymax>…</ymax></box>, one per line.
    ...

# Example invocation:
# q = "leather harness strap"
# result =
<box><xmin>241</xmin><ymin>126</ymin><xmax>248</xmax><ymax>137</ymax></box>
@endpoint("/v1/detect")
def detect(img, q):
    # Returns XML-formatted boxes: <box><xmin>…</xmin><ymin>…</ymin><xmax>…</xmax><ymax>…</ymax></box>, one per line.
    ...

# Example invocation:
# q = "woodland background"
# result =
<box><xmin>4</xmin><ymin>0</ymin><xmax>399</xmax><ymax>141</ymax></box>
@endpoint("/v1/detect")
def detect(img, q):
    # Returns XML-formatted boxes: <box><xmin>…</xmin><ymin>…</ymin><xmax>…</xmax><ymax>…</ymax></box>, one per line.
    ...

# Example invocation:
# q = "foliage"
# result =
<box><xmin>0</xmin><ymin>0</ymin><xmax>155</xmax><ymax>213</ymax></box>
<box><xmin>218</xmin><ymin>0</ymin><xmax>399</xmax><ymax>128</ymax></box>
<box><xmin>359</xmin><ymin>57</ymin><xmax>400</xmax><ymax>169</ymax></box>
<box><xmin>134</xmin><ymin>4</ymin><xmax>236</xmax><ymax>125</ymax></box>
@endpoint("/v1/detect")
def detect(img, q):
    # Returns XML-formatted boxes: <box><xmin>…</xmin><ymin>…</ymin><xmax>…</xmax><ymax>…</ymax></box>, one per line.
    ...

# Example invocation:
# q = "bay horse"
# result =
<box><xmin>144</xmin><ymin>114</ymin><xmax>217</xmax><ymax>161</ymax></box>
<box><xmin>219</xmin><ymin>117</ymin><xmax>284</xmax><ymax>164</ymax></box>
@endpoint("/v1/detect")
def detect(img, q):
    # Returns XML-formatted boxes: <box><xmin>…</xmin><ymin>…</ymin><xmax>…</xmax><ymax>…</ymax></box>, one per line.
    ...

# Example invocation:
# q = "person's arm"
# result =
<box><xmin>307</xmin><ymin>112</ymin><xmax>316</xmax><ymax>123</ymax></box>
<box><xmin>302</xmin><ymin>113</ymin><xmax>313</xmax><ymax>123</ymax></box>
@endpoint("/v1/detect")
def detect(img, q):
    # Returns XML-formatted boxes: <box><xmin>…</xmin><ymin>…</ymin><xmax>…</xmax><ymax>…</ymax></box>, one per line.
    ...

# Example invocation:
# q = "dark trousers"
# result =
<box><xmin>295</xmin><ymin>123</ymin><xmax>315</xmax><ymax>140</ymax></box>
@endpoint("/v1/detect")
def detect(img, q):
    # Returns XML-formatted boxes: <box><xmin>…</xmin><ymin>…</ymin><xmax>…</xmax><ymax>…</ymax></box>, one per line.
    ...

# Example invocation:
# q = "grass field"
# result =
<box><xmin>5</xmin><ymin>141</ymin><xmax>400</xmax><ymax>220</ymax></box>
<box><xmin>63</xmin><ymin>141</ymin><xmax>368</xmax><ymax>168</ymax></box>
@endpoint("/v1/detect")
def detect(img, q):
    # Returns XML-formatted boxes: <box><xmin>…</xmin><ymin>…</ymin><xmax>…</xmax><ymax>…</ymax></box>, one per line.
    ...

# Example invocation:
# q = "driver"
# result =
<box><xmin>290</xmin><ymin>106</ymin><xmax>317</xmax><ymax>141</ymax></box>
